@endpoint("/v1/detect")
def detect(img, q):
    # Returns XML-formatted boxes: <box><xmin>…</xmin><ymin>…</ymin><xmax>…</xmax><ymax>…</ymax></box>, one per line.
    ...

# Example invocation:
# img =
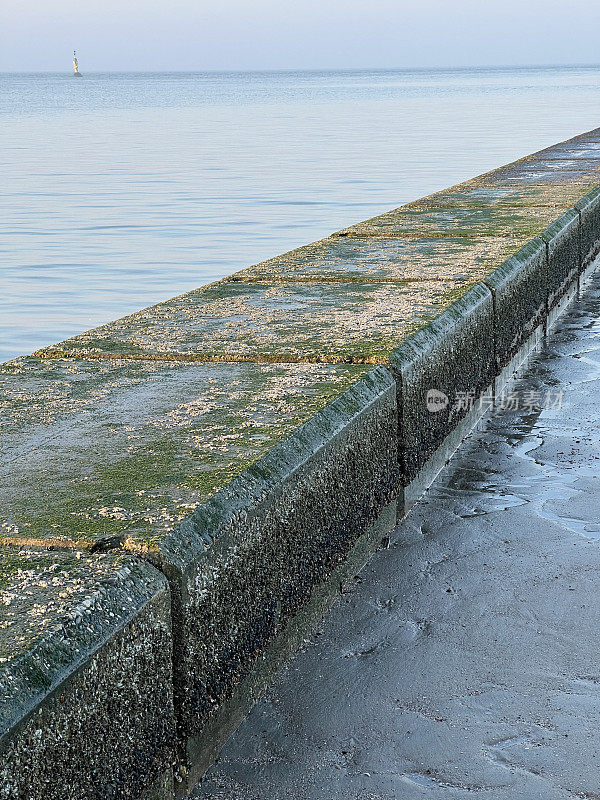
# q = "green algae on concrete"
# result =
<box><xmin>405</xmin><ymin>130</ymin><xmax>600</xmax><ymax>210</ymax></box>
<box><xmin>229</xmin><ymin>235</ymin><xmax>527</xmax><ymax>284</ymax></box>
<box><xmin>335</xmin><ymin>206</ymin><xmax>559</xmax><ymax>239</ymax></box>
<box><xmin>37</xmin><ymin>279</ymin><xmax>480</xmax><ymax>365</ymax></box>
<box><xmin>0</xmin><ymin>357</ymin><xmax>371</xmax><ymax>550</ymax></box>
<box><xmin>481</xmin><ymin>156</ymin><xmax>600</xmax><ymax>187</ymax></box>
<box><xmin>407</xmin><ymin>181</ymin><xmax>600</xmax><ymax>210</ymax></box>
<box><xmin>0</xmin><ymin>548</ymin><xmax>174</xmax><ymax>800</ymax></box>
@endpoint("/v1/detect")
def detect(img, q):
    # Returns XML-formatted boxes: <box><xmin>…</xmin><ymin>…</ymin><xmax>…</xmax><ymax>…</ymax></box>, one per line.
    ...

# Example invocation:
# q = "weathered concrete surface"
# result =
<box><xmin>37</xmin><ymin>279</ymin><xmax>477</xmax><ymax>365</ymax></box>
<box><xmin>535</xmin><ymin>134</ymin><xmax>600</xmax><ymax>158</ymax></box>
<box><xmin>389</xmin><ymin>283</ymin><xmax>494</xmax><ymax>486</ymax></box>
<box><xmin>232</xmin><ymin>236</ymin><xmax>526</xmax><ymax>284</ymax></box>
<box><xmin>34</xmin><ymin>132</ymin><xmax>600</xmax><ymax>372</ymax></box>
<box><xmin>540</xmin><ymin>209</ymin><xmax>581</xmax><ymax>309</ymax></box>
<box><xmin>0</xmin><ymin>549</ymin><xmax>174</xmax><ymax>800</ymax></box>
<box><xmin>575</xmin><ymin>186</ymin><xmax>600</xmax><ymax>267</ymax></box>
<box><xmin>409</xmin><ymin>181</ymin><xmax>600</xmax><ymax>210</ymax></box>
<box><xmin>484</xmin><ymin>238</ymin><xmax>547</xmax><ymax>373</ymax></box>
<box><xmin>336</xmin><ymin>206</ymin><xmax>559</xmax><ymax>239</ymax></box>
<box><xmin>192</xmin><ymin>263</ymin><xmax>600</xmax><ymax>800</ymax></box>
<box><xmin>480</xmin><ymin>156</ymin><xmax>600</xmax><ymax>188</ymax></box>
<box><xmin>0</xmin><ymin>358</ymin><xmax>370</xmax><ymax>550</ymax></box>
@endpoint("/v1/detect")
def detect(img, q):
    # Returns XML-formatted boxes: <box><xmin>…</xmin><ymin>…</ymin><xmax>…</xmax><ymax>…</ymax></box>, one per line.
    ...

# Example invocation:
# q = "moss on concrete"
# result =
<box><xmin>408</xmin><ymin>181</ymin><xmax>599</xmax><ymax>210</ymax></box>
<box><xmin>229</xmin><ymin>236</ymin><xmax>526</xmax><ymax>284</ymax></box>
<box><xmin>0</xmin><ymin>358</ymin><xmax>370</xmax><ymax>550</ymax></box>
<box><xmin>481</xmin><ymin>156</ymin><xmax>600</xmax><ymax>187</ymax></box>
<box><xmin>37</xmin><ymin>279</ymin><xmax>478</xmax><ymax>365</ymax></box>
<box><xmin>336</xmin><ymin>206</ymin><xmax>561</xmax><ymax>239</ymax></box>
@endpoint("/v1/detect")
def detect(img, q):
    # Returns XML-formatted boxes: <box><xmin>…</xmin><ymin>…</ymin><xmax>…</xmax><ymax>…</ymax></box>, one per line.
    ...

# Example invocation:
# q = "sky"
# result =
<box><xmin>2</xmin><ymin>0</ymin><xmax>600</xmax><ymax>72</ymax></box>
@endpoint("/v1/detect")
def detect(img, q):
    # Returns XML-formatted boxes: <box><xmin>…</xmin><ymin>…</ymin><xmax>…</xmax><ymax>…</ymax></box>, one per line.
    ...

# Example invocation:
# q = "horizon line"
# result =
<box><xmin>3</xmin><ymin>62</ymin><xmax>600</xmax><ymax>75</ymax></box>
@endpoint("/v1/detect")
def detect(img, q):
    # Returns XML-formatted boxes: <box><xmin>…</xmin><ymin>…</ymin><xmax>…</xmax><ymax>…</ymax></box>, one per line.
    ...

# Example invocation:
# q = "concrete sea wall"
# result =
<box><xmin>2</xmin><ymin>128</ymin><xmax>600</xmax><ymax>798</ymax></box>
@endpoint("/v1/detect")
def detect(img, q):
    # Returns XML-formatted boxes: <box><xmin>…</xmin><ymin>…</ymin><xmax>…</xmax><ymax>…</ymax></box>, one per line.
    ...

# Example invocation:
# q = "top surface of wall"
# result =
<box><xmin>0</xmin><ymin>546</ymin><xmax>174</xmax><ymax>800</ymax></box>
<box><xmin>0</xmin><ymin>547</ymin><xmax>166</xmax><ymax>730</ymax></box>
<box><xmin>0</xmin><ymin>358</ymin><xmax>369</xmax><ymax>550</ymax></box>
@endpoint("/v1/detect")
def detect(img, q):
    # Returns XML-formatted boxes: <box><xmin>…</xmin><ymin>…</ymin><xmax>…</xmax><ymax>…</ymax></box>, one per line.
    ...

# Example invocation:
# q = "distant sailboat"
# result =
<box><xmin>73</xmin><ymin>51</ymin><xmax>82</xmax><ymax>77</ymax></box>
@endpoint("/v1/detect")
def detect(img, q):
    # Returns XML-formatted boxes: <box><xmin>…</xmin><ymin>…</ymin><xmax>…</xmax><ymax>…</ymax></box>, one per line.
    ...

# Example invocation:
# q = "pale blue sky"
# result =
<box><xmin>2</xmin><ymin>0</ymin><xmax>600</xmax><ymax>72</ymax></box>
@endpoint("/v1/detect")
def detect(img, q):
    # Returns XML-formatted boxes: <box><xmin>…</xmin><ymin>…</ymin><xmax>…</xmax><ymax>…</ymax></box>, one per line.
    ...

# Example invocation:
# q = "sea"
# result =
<box><xmin>2</xmin><ymin>66</ymin><xmax>600</xmax><ymax>362</ymax></box>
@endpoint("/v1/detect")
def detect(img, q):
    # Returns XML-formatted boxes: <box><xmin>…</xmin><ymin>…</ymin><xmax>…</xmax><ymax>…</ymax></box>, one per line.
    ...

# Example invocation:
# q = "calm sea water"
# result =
<box><xmin>2</xmin><ymin>67</ymin><xmax>600</xmax><ymax>362</ymax></box>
